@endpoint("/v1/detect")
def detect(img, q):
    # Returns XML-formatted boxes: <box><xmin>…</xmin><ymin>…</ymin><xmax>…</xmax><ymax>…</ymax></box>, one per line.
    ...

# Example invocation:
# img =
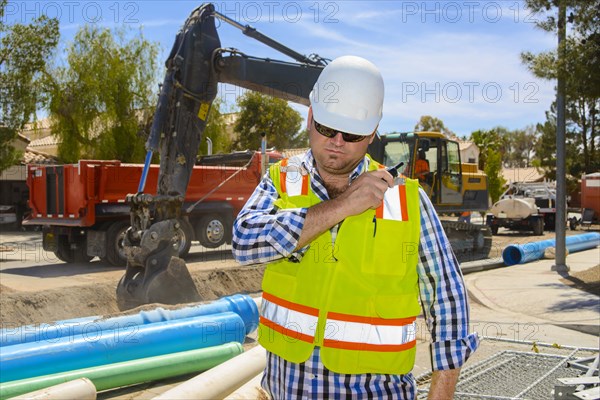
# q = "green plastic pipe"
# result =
<box><xmin>154</xmin><ymin>345</ymin><xmax>266</xmax><ymax>400</ymax></box>
<box><xmin>0</xmin><ymin>342</ymin><xmax>243</xmax><ymax>400</ymax></box>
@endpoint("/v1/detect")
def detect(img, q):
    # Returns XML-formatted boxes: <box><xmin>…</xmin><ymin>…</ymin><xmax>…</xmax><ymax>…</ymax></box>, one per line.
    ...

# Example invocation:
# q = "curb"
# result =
<box><xmin>461</xmin><ymin>257</ymin><xmax>506</xmax><ymax>275</ymax></box>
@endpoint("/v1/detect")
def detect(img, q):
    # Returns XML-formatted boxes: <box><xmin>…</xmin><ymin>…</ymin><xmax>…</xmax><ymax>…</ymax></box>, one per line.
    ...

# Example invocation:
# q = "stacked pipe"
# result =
<box><xmin>0</xmin><ymin>294</ymin><xmax>259</xmax><ymax>399</ymax></box>
<box><xmin>1</xmin><ymin>293</ymin><xmax>258</xmax><ymax>347</ymax></box>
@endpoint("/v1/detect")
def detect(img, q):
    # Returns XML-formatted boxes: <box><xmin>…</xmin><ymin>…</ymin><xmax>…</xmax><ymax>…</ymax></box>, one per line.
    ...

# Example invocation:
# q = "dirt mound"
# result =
<box><xmin>0</xmin><ymin>284</ymin><xmax>16</xmax><ymax>294</ymax></box>
<box><xmin>560</xmin><ymin>264</ymin><xmax>600</xmax><ymax>296</ymax></box>
<box><xmin>0</xmin><ymin>265</ymin><xmax>265</xmax><ymax>327</ymax></box>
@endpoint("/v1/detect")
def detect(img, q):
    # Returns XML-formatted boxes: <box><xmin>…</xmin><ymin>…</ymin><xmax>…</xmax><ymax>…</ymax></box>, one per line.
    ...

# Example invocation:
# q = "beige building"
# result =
<box><xmin>458</xmin><ymin>140</ymin><xmax>479</xmax><ymax>165</ymax></box>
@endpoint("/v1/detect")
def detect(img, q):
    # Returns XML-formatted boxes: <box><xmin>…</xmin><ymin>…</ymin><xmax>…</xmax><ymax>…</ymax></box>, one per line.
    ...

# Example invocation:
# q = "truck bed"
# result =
<box><xmin>26</xmin><ymin>158</ymin><xmax>263</xmax><ymax>227</ymax></box>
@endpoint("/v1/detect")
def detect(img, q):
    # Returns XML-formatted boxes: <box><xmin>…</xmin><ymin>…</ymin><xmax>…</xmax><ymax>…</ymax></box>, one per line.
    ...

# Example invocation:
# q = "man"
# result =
<box><xmin>414</xmin><ymin>150</ymin><xmax>430</xmax><ymax>182</ymax></box>
<box><xmin>233</xmin><ymin>56</ymin><xmax>478</xmax><ymax>399</ymax></box>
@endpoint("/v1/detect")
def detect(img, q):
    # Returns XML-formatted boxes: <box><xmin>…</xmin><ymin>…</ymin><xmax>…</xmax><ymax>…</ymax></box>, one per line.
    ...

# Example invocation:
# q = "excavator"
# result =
<box><xmin>116</xmin><ymin>3</ymin><xmax>491</xmax><ymax>309</ymax></box>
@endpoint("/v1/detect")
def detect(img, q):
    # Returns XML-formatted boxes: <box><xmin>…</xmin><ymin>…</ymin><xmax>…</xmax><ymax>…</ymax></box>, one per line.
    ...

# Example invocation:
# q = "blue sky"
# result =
<box><xmin>5</xmin><ymin>1</ymin><xmax>558</xmax><ymax>136</ymax></box>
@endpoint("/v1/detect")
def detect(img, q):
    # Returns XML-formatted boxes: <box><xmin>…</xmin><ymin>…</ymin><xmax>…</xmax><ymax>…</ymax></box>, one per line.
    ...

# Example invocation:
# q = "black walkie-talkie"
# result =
<box><xmin>386</xmin><ymin>162</ymin><xmax>404</xmax><ymax>178</ymax></box>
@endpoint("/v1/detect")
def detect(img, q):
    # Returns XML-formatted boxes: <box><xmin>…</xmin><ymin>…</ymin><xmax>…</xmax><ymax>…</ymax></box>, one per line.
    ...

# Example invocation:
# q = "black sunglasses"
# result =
<box><xmin>313</xmin><ymin>119</ymin><xmax>368</xmax><ymax>143</ymax></box>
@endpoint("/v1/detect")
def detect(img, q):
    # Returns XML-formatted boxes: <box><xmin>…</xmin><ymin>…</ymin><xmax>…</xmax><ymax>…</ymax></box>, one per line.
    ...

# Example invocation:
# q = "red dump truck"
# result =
<box><xmin>23</xmin><ymin>151</ymin><xmax>281</xmax><ymax>266</ymax></box>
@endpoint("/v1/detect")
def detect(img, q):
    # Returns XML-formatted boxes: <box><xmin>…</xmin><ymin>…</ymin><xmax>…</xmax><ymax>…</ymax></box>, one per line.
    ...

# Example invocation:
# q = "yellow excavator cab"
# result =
<box><xmin>368</xmin><ymin>131</ymin><xmax>492</xmax><ymax>262</ymax></box>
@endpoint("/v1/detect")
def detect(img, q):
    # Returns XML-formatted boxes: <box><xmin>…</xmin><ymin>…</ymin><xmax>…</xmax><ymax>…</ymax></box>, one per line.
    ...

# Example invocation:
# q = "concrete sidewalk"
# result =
<box><xmin>411</xmin><ymin>247</ymin><xmax>599</xmax><ymax>379</ymax></box>
<box><xmin>465</xmin><ymin>247</ymin><xmax>599</xmax><ymax>348</ymax></box>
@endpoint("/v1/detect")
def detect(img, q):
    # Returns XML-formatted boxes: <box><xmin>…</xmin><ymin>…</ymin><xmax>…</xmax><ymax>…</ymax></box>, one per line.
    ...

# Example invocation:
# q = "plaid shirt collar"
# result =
<box><xmin>300</xmin><ymin>149</ymin><xmax>371</xmax><ymax>187</ymax></box>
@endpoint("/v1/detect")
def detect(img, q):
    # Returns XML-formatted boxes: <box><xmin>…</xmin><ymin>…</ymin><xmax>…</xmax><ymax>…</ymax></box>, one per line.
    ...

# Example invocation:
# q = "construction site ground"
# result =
<box><xmin>0</xmin><ymin>225</ymin><xmax>598</xmax><ymax>399</ymax></box>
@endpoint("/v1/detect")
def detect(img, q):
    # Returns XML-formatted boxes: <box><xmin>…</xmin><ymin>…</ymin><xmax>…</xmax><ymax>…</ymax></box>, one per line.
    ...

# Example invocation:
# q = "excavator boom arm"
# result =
<box><xmin>117</xmin><ymin>3</ymin><xmax>325</xmax><ymax>309</ymax></box>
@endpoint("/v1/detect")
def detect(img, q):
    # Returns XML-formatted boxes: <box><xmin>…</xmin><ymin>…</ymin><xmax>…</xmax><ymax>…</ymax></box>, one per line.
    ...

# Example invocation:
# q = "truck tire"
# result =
<box><xmin>103</xmin><ymin>220</ymin><xmax>130</xmax><ymax>267</ymax></box>
<box><xmin>196</xmin><ymin>214</ymin><xmax>226</xmax><ymax>248</ymax></box>
<box><xmin>175</xmin><ymin>219</ymin><xmax>193</xmax><ymax>258</ymax></box>
<box><xmin>55</xmin><ymin>235</ymin><xmax>93</xmax><ymax>264</ymax></box>
<box><xmin>532</xmin><ymin>217</ymin><xmax>544</xmax><ymax>236</ymax></box>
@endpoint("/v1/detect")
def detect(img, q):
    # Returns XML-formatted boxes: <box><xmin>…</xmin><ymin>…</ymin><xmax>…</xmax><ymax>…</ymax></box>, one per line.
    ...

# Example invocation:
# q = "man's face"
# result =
<box><xmin>308</xmin><ymin>108</ymin><xmax>375</xmax><ymax>177</ymax></box>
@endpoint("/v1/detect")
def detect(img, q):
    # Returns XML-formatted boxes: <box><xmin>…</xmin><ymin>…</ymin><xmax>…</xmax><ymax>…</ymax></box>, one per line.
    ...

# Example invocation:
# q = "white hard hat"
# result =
<box><xmin>309</xmin><ymin>55</ymin><xmax>384</xmax><ymax>136</ymax></box>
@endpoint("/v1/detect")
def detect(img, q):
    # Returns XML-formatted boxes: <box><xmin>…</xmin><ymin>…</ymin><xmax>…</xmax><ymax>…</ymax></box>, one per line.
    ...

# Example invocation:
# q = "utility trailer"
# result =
<box><xmin>486</xmin><ymin>182</ymin><xmax>559</xmax><ymax>235</ymax></box>
<box><xmin>23</xmin><ymin>151</ymin><xmax>280</xmax><ymax>266</ymax></box>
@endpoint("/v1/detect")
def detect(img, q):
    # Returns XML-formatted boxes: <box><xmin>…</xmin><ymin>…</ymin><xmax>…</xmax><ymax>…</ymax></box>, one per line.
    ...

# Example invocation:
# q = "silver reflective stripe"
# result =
<box><xmin>324</xmin><ymin>319</ymin><xmax>417</xmax><ymax>346</ymax></box>
<box><xmin>382</xmin><ymin>186</ymin><xmax>402</xmax><ymax>221</ymax></box>
<box><xmin>261</xmin><ymin>298</ymin><xmax>318</xmax><ymax>337</ymax></box>
<box><xmin>283</xmin><ymin>156</ymin><xmax>305</xmax><ymax>196</ymax></box>
<box><xmin>286</xmin><ymin>174</ymin><xmax>304</xmax><ymax>196</ymax></box>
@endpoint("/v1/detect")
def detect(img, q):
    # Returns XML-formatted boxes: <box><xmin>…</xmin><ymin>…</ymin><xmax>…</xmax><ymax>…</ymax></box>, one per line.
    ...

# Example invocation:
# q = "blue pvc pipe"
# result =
<box><xmin>0</xmin><ymin>311</ymin><xmax>245</xmax><ymax>383</ymax></box>
<box><xmin>502</xmin><ymin>232</ymin><xmax>600</xmax><ymax>266</ymax></box>
<box><xmin>1</xmin><ymin>294</ymin><xmax>258</xmax><ymax>347</ymax></box>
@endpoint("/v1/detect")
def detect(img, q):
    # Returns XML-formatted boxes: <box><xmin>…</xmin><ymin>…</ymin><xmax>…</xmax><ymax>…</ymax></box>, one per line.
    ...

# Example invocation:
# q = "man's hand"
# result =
<box><xmin>295</xmin><ymin>169</ymin><xmax>393</xmax><ymax>250</ymax></box>
<box><xmin>336</xmin><ymin>169</ymin><xmax>394</xmax><ymax>217</ymax></box>
<box><xmin>427</xmin><ymin>369</ymin><xmax>461</xmax><ymax>399</ymax></box>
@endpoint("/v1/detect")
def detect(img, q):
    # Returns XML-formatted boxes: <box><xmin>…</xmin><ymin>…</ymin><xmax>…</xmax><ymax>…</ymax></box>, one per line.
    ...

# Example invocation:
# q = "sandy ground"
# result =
<box><xmin>559</xmin><ymin>264</ymin><xmax>600</xmax><ymax>295</ymax></box>
<box><xmin>0</xmin><ymin>226</ymin><xmax>593</xmax><ymax>327</ymax></box>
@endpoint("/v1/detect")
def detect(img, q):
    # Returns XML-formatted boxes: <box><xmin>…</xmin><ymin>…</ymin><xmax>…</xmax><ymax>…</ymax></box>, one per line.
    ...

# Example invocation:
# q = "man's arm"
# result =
<box><xmin>232</xmin><ymin>166</ymin><xmax>394</xmax><ymax>264</ymax></box>
<box><xmin>428</xmin><ymin>369</ymin><xmax>461</xmax><ymax>399</ymax></box>
<box><xmin>232</xmin><ymin>173</ymin><xmax>308</xmax><ymax>265</ymax></box>
<box><xmin>416</xmin><ymin>189</ymin><xmax>479</xmax><ymax>396</ymax></box>
<box><xmin>295</xmin><ymin>169</ymin><xmax>393</xmax><ymax>249</ymax></box>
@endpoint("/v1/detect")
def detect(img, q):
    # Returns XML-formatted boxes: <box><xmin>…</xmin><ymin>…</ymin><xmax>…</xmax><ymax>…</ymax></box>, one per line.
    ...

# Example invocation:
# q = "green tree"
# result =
<box><xmin>44</xmin><ymin>25</ymin><xmax>159</xmax><ymax>163</ymax></box>
<box><xmin>485</xmin><ymin>148</ymin><xmax>506</xmax><ymax>204</ymax></box>
<box><xmin>470</xmin><ymin>128</ymin><xmax>507</xmax><ymax>203</ymax></box>
<box><xmin>521</xmin><ymin>0</ymin><xmax>600</xmax><ymax>174</ymax></box>
<box><xmin>533</xmin><ymin>107</ymin><xmax>583</xmax><ymax>179</ymax></box>
<box><xmin>233</xmin><ymin>91</ymin><xmax>304</xmax><ymax>151</ymax></box>
<box><xmin>197</xmin><ymin>98</ymin><xmax>231</xmax><ymax>155</ymax></box>
<box><xmin>503</xmin><ymin>126</ymin><xmax>537</xmax><ymax>168</ymax></box>
<box><xmin>0</xmin><ymin>0</ymin><xmax>59</xmax><ymax>171</ymax></box>
<box><xmin>414</xmin><ymin>115</ymin><xmax>453</xmax><ymax>136</ymax></box>
<box><xmin>470</xmin><ymin>128</ymin><xmax>505</xmax><ymax>170</ymax></box>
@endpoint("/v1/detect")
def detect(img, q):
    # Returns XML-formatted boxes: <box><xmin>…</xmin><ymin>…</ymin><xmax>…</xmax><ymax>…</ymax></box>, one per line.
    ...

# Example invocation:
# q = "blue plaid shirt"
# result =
<box><xmin>233</xmin><ymin>150</ymin><xmax>479</xmax><ymax>399</ymax></box>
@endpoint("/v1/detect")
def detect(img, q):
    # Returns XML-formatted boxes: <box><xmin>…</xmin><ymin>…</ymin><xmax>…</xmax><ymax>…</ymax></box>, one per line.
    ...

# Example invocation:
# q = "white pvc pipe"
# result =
<box><xmin>224</xmin><ymin>373</ymin><xmax>264</xmax><ymax>399</ymax></box>
<box><xmin>153</xmin><ymin>346</ymin><xmax>266</xmax><ymax>400</ymax></box>
<box><xmin>10</xmin><ymin>378</ymin><xmax>96</xmax><ymax>400</ymax></box>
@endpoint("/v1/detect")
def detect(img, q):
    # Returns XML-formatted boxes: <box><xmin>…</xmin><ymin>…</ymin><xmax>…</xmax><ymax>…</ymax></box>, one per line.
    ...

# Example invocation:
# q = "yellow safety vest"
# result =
<box><xmin>259</xmin><ymin>155</ymin><xmax>421</xmax><ymax>375</ymax></box>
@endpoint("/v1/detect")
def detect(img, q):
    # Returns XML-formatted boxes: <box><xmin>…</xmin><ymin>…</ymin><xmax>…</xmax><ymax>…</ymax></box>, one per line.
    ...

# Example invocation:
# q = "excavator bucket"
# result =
<box><xmin>116</xmin><ymin>256</ymin><xmax>201</xmax><ymax>311</ymax></box>
<box><xmin>116</xmin><ymin>220</ymin><xmax>201</xmax><ymax>310</ymax></box>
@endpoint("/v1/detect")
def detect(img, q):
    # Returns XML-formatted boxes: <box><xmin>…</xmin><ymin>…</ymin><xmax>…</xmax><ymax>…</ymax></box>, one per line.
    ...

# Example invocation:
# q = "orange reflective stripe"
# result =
<box><xmin>323</xmin><ymin>339</ymin><xmax>417</xmax><ymax>352</ymax></box>
<box><xmin>327</xmin><ymin>312</ymin><xmax>416</xmax><ymax>327</ymax></box>
<box><xmin>260</xmin><ymin>316</ymin><xmax>315</xmax><ymax>344</ymax></box>
<box><xmin>375</xmin><ymin>206</ymin><xmax>383</xmax><ymax>219</ymax></box>
<box><xmin>301</xmin><ymin>174</ymin><xmax>309</xmax><ymax>195</ymax></box>
<box><xmin>262</xmin><ymin>292</ymin><xmax>320</xmax><ymax>317</ymax></box>
<box><xmin>280</xmin><ymin>159</ymin><xmax>288</xmax><ymax>194</ymax></box>
<box><xmin>399</xmin><ymin>185</ymin><xmax>409</xmax><ymax>221</ymax></box>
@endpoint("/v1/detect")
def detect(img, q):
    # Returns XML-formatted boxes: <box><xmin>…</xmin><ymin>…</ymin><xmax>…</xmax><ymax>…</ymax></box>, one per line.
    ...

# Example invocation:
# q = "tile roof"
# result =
<box><xmin>502</xmin><ymin>167</ymin><xmax>543</xmax><ymax>183</ymax></box>
<box><xmin>22</xmin><ymin>149</ymin><xmax>57</xmax><ymax>165</ymax></box>
<box><xmin>28</xmin><ymin>135</ymin><xmax>60</xmax><ymax>147</ymax></box>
